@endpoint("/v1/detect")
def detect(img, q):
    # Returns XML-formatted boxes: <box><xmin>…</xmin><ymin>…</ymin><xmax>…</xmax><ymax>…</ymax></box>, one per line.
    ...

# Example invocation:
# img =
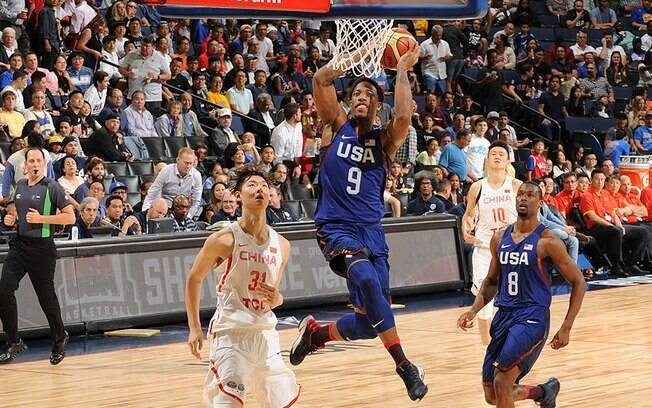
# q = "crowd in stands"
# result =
<box><xmin>0</xmin><ymin>0</ymin><xmax>652</xmax><ymax>276</ymax></box>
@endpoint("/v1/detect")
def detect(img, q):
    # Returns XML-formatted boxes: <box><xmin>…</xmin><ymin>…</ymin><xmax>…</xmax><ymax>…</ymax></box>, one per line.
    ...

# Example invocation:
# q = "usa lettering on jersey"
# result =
<box><xmin>336</xmin><ymin>142</ymin><xmax>376</xmax><ymax>164</ymax></box>
<box><xmin>499</xmin><ymin>251</ymin><xmax>529</xmax><ymax>266</ymax></box>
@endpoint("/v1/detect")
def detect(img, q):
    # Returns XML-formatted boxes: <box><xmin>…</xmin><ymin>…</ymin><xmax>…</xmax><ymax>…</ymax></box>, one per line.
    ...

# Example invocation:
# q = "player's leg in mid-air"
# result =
<box><xmin>290</xmin><ymin>223</ymin><xmax>427</xmax><ymax>401</ymax></box>
<box><xmin>481</xmin><ymin>308</ymin><xmax>560</xmax><ymax>408</ymax></box>
<box><xmin>472</xmin><ymin>247</ymin><xmax>495</xmax><ymax>346</ymax></box>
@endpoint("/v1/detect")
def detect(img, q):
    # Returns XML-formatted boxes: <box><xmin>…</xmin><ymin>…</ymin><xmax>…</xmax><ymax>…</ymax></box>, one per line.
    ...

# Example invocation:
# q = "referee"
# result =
<box><xmin>0</xmin><ymin>147</ymin><xmax>75</xmax><ymax>365</ymax></box>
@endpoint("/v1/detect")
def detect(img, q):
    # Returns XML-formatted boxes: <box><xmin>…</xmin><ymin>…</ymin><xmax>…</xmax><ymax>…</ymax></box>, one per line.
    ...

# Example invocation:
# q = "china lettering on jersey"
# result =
<box><xmin>474</xmin><ymin>176</ymin><xmax>518</xmax><ymax>246</ymax></box>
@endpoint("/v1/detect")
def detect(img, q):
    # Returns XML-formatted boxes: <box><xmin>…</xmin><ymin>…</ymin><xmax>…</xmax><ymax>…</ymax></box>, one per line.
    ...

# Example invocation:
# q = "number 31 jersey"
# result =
<box><xmin>314</xmin><ymin>121</ymin><xmax>389</xmax><ymax>226</ymax></box>
<box><xmin>209</xmin><ymin>222</ymin><xmax>282</xmax><ymax>334</ymax></box>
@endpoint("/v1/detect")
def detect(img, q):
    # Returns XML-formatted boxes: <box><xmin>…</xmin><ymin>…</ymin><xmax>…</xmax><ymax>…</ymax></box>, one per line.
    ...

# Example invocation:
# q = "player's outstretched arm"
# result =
<box><xmin>255</xmin><ymin>235</ymin><xmax>291</xmax><ymax>309</ymax></box>
<box><xmin>185</xmin><ymin>229</ymin><xmax>233</xmax><ymax>359</ymax></box>
<box><xmin>540</xmin><ymin>232</ymin><xmax>586</xmax><ymax>350</ymax></box>
<box><xmin>383</xmin><ymin>43</ymin><xmax>419</xmax><ymax>160</ymax></box>
<box><xmin>457</xmin><ymin>231</ymin><xmax>503</xmax><ymax>330</ymax></box>
<box><xmin>313</xmin><ymin>65</ymin><xmax>347</xmax><ymax>134</ymax></box>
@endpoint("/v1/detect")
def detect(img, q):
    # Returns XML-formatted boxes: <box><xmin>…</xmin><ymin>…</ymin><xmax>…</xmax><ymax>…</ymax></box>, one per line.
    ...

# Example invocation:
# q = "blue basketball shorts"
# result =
<box><xmin>482</xmin><ymin>306</ymin><xmax>550</xmax><ymax>384</ymax></box>
<box><xmin>315</xmin><ymin>222</ymin><xmax>390</xmax><ymax>308</ymax></box>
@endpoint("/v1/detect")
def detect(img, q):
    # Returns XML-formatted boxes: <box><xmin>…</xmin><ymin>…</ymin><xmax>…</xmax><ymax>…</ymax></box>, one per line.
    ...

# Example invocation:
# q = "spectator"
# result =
<box><xmin>466</xmin><ymin>117</ymin><xmax>491</xmax><ymax>182</ymax></box>
<box><xmin>565</xmin><ymin>0</ymin><xmax>591</xmax><ymax>28</ymax></box>
<box><xmin>579</xmin><ymin>169</ymin><xmax>646</xmax><ymax>276</ymax></box>
<box><xmin>208</xmin><ymin>107</ymin><xmax>240</xmax><ymax>158</ymax></box>
<box><xmin>601</xmin><ymin>159</ymin><xmax>616</xmax><ymax>177</ymax></box>
<box><xmin>37</xmin><ymin>0</ymin><xmax>59</xmax><ymax>69</ymax></box>
<box><xmin>475</xmin><ymin>49</ymin><xmax>505</xmax><ymax>113</ymax></box>
<box><xmin>109</xmin><ymin>181</ymin><xmax>133</xmax><ymax>216</ymax></box>
<box><xmin>0</xmin><ymin>28</ymin><xmax>16</xmax><ymax>70</ymax></box>
<box><xmin>124</xmin><ymin>90</ymin><xmax>154</xmax><ymax>157</ymax></box>
<box><xmin>154</xmin><ymin>100</ymin><xmax>183</xmax><ymax>138</ymax></box>
<box><xmin>179</xmin><ymin>92</ymin><xmax>208</xmax><ymax>138</ymax></box>
<box><xmin>606</xmin><ymin>53</ymin><xmax>629</xmax><ymax>91</ymax></box>
<box><xmin>203</xmin><ymin>181</ymin><xmax>227</xmax><ymax>222</ymax></box>
<box><xmin>442</xmin><ymin>21</ymin><xmax>467</xmax><ymax>94</ymax></box>
<box><xmin>47</xmin><ymin>136</ymin><xmax>63</xmax><ymax>161</ymax></box>
<box><xmin>565</xmin><ymin>85</ymin><xmax>587</xmax><ymax>116</ymax></box>
<box><xmin>555</xmin><ymin>172</ymin><xmax>582</xmax><ymax>221</ymax></box>
<box><xmin>271</xmin><ymin>102</ymin><xmax>303</xmax><ymax>177</ymax></box>
<box><xmin>0</xmin><ymin>88</ymin><xmax>25</xmax><ymax>139</ymax></box>
<box><xmin>73</xmin><ymin>156</ymin><xmax>105</xmax><ymax>203</ymax></box>
<box><xmin>465</xmin><ymin>19</ymin><xmax>489</xmax><ymax>54</ymax></box>
<box><xmin>210</xmin><ymin>189</ymin><xmax>240</xmax><ymax>222</ymax></box>
<box><xmin>207</xmin><ymin>74</ymin><xmax>229</xmax><ymax>108</ymax></box>
<box><xmin>439</xmin><ymin>128</ymin><xmax>471</xmax><ymax>181</ymax></box>
<box><xmin>226</xmin><ymin>69</ymin><xmax>254</xmax><ymax>115</ymax></box>
<box><xmin>492</xmin><ymin>34</ymin><xmax>516</xmax><ymax>70</ymax></box>
<box><xmin>597</xmin><ymin>31</ymin><xmax>627</xmax><ymax>70</ymax></box>
<box><xmin>121</xmin><ymin>197</ymin><xmax>169</xmax><ymax>236</ymax></box>
<box><xmin>119</xmin><ymin>36</ymin><xmax>171</xmax><ymax>116</ymax></box>
<box><xmin>419</xmin><ymin>25</ymin><xmax>452</xmax><ymax>95</ymax></box>
<box><xmin>245</xmin><ymin>93</ymin><xmax>277</xmax><ymax>147</ymax></box>
<box><xmin>228</xmin><ymin>24</ymin><xmax>252</xmax><ymax>58</ymax></box>
<box><xmin>536</xmin><ymin>180</ymin><xmax>579</xmax><ymax>263</ymax></box>
<box><xmin>165</xmin><ymin>58</ymin><xmax>191</xmax><ymax>95</ymax></box>
<box><xmin>421</xmin><ymin>93</ymin><xmax>448</xmax><ymax>131</ymax></box>
<box><xmin>314</xmin><ymin>25</ymin><xmax>335</xmax><ymax>62</ymax></box>
<box><xmin>171</xmin><ymin>194</ymin><xmax>197</xmax><ymax>232</ymax></box>
<box><xmin>132</xmin><ymin>180</ymin><xmax>152</xmax><ymax>213</ymax></box>
<box><xmin>407</xmin><ymin>176</ymin><xmax>445</xmax><ymax>215</ymax></box>
<box><xmin>590</xmin><ymin>0</ymin><xmax>617</xmax><ymax>29</ymax></box>
<box><xmin>83</xmin><ymin>70</ymin><xmax>109</xmax><ymax>118</ymax></box>
<box><xmin>67</xmin><ymin>51</ymin><xmax>93</xmax><ymax>92</ymax></box>
<box><xmin>78</xmin><ymin>15</ymin><xmax>106</xmax><ymax>70</ymax></box>
<box><xmin>526</xmin><ymin>139</ymin><xmax>547</xmax><ymax>180</ymax></box>
<box><xmin>617</xmin><ymin>175</ymin><xmax>649</xmax><ymax>224</ymax></box>
<box><xmin>23</xmin><ymin>70</ymin><xmax>55</xmax><ymax>111</ymax></box>
<box><xmin>100</xmin><ymin>88</ymin><xmax>128</xmax><ymax>135</ymax></box>
<box><xmin>580</xmin><ymin>152</ymin><xmax>598</xmax><ymax>176</ymax></box>
<box><xmin>75</xmin><ymin>197</ymin><xmax>99</xmax><ymax>238</ymax></box>
<box><xmin>266</xmin><ymin>184</ymin><xmax>298</xmax><ymax>225</ymax></box>
<box><xmin>416</xmin><ymin>138</ymin><xmax>441</xmax><ymax>169</ymax></box>
<box><xmin>633</xmin><ymin>111</ymin><xmax>652</xmax><ymax>151</ymax></box>
<box><xmin>57</xmin><ymin>155</ymin><xmax>84</xmax><ymax>198</ymax></box>
<box><xmin>551</xmin><ymin>150</ymin><xmax>573</xmax><ymax>179</ymax></box>
<box><xmin>631</xmin><ymin>0</ymin><xmax>652</xmax><ymax>30</ymax></box>
<box><xmin>101</xmin><ymin>194</ymin><xmax>126</xmax><ymax>234</ymax></box>
<box><xmin>269</xmin><ymin>162</ymin><xmax>293</xmax><ymax>200</ymax></box>
<box><xmin>434</xmin><ymin>177</ymin><xmax>454</xmax><ymax>211</ymax></box>
<box><xmin>100</xmin><ymin>36</ymin><xmax>120</xmax><ymax>80</ymax></box>
<box><xmin>86</xmin><ymin>114</ymin><xmax>132</xmax><ymax>162</ymax></box>
<box><xmin>259</xmin><ymin>144</ymin><xmax>276</xmax><ymax>173</ymax></box>
<box><xmin>22</xmin><ymin>90</ymin><xmax>55</xmax><ymax>138</ymax></box>
<box><xmin>539</xmin><ymin>75</ymin><xmax>567</xmax><ymax>140</ymax></box>
<box><xmin>143</xmin><ymin>147</ymin><xmax>203</xmax><ymax>218</ymax></box>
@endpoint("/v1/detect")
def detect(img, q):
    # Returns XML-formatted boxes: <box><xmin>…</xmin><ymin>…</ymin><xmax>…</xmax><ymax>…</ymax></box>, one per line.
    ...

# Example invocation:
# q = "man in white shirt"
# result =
<box><xmin>142</xmin><ymin>147</ymin><xmax>203</xmax><ymax>218</ymax></box>
<box><xmin>83</xmin><ymin>70</ymin><xmax>109</xmax><ymax>117</ymax></box>
<box><xmin>570</xmin><ymin>30</ymin><xmax>596</xmax><ymax>64</ymax></box>
<box><xmin>271</xmin><ymin>102</ymin><xmax>303</xmax><ymax>179</ymax></box>
<box><xmin>465</xmin><ymin>117</ymin><xmax>491</xmax><ymax>182</ymax></box>
<box><xmin>314</xmin><ymin>25</ymin><xmax>336</xmax><ymax>62</ymax></box>
<box><xmin>71</xmin><ymin>0</ymin><xmax>97</xmax><ymax>35</ymax></box>
<box><xmin>226</xmin><ymin>69</ymin><xmax>254</xmax><ymax>115</ymax></box>
<box><xmin>419</xmin><ymin>25</ymin><xmax>453</xmax><ymax>95</ymax></box>
<box><xmin>596</xmin><ymin>31</ymin><xmax>626</xmax><ymax>69</ymax></box>
<box><xmin>0</xmin><ymin>28</ymin><xmax>17</xmax><ymax>71</ymax></box>
<box><xmin>254</xmin><ymin>23</ymin><xmax>275</xmax><ymax>74</ymax></box>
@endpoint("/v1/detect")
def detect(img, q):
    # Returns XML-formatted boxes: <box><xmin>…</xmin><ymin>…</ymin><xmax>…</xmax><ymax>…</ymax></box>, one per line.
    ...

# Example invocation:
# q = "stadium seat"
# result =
<box><xmin>647</xmin><ymin>87</ymin><xmax>652</xmax><ymax>100</ymax></box>
<box><xmin>529</xmin><ymin>1</ymin><xmax>547</xmax><ymax>14</ymax></box>
<box><xmin>516</xmin><ymin>148</ymin><xmax>531</xmax><ymax>162</ymax></box>
<box><xmin>555</xmin><ymin>28</ymin><xmax>579</xmax><ymax>43</ymax></box>
<box><xmin>187</xmin><ymin>136</ymin><xmax>211</xmax><ymax>154</ymax></box>
<box><xmin>142</xmin><ymin>138</ymin><xmax>168</xmax><ymax>160</ymax></box>
<box><xmin>587</xmin><ymin>29</ymin><xmax>603</xmax><ymax>43</ymax></box>
<box><xmin>537</xmin><ymin>15</ymin><xmax>560</xmax><ymax>27</ymax></box>
<box><xmin>128</xmin><ymin>161</ymin><xmax>154</xmax><ymax>176</ymax></box>
<box><xmin>127</xmin><ymin>193</ymin><xmax>141</xmax><ymax>207</ymax></box>
<box><xmin>530</xmin><ymin>27</ymin><xmax>555</xmax><ymax>42</ymax></box>
<box><xmin>463</xmin><ymin>68</ymin><xmax>480</xmax><ymax>80</ymax></box>
<box><xmin>290</xmin><ymin>182</ymin><xmax>315</xmax><ymax>200</ymax></box>
<box><xmin>272</xmin><ymin>95</ymin><xmax>284</xmax><ymax>109</ymax></box>
<box><xmin>593</xmin><ymin>117</ymin><xmax>616</xmax><ymax>134</ymax></box>
<box><xmin>384</xmin><ymin>201</ymin><xmax>394</xmax><ymax>217</ymax></box>
<box><xmin>140</xmin><ymin>175</ymin><xmax>156</xmax><ymax>184</ymax></box>
<box><xmin>79</xmin><ymin>138</ymin><xmax>92</xmax><ymax>155</ymax></box>
<box><xmin>102</xmin><ymin>178</ymin><xmax>113</xmax><ymax>193</ymax></box>
<box><xmin>283</xmin><ymin>200</ymin><xmax>305</xmax><ymax>220</ymax></box>
<box><xmin>414</xmin><ymin>95</ymin><xmax>426</xmax><ymax>112</ymax></box>
<box><xmin>164</xmin><ymin>137</ymin><xmax>188</xmax><ymax>158</ymax></box>
<box><xmin>565</xmin><ymin>116</ymin><xmax>594</xmax><ymax>135</ymax></box>
<box><xmin>104</xmin><ymin>161</ymin><xmax>129</xmax><ymax>177</ymax></box>
<box><xmin>115</xmin><ymin>175</ymin><xmax>140</xmax><ymax>193</ymax></box>
<box><xmin>396</xmin><ymin>193</ymin><xmax>410</xmax><ymax>215</ymax></box>
<box><xmin>613</xmin><ymin>86</ymin><xmax>633</xmax><ymax>102</ymax></box>
<box><xmin>301</xmin><ymin>199</ymin><xmax>318</xmax><ymax>219</ymax></box>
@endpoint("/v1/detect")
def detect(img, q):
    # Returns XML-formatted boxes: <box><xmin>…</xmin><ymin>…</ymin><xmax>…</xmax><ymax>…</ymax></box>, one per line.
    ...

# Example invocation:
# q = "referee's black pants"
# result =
<box><xmin>0</xmin><ymin>237</ymin><xmax>65</xmax><ymax>344</ymax></box>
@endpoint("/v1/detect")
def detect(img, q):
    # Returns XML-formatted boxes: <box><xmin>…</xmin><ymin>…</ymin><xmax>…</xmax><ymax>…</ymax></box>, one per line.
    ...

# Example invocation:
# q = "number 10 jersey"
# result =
<box><xmin>474</xmin><ymin>176</ymin><xmax>518</xmax><ymax>247</ymax></box>
<box><xmin>314</xmin><ymin>121</ymin><xmax>389</xmax><ymax>226</ymax></box>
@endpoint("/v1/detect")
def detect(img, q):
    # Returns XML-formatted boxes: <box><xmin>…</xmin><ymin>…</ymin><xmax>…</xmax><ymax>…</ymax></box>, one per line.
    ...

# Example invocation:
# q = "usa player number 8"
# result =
<box><xmin>347</xmin><ymin>167</ymin><xmax>362</xmax><ymax>195</ymax></box>
<box><xmin>508</xmin><ymin>271</ymin><xmax>518</xmax><ymax>296</ymax></box>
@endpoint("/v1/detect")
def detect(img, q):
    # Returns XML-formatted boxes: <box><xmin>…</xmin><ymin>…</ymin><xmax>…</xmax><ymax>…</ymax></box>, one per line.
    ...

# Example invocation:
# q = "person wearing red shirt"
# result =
<box><xmin>581</xmin><ymin>170</ymin><xmax>647</xmax><ymax>276</ymax></box>
<box><xmin>526</xmin><ymin>139</ymin><xmax>547</xmax><ymax>180</ymax></box>
<box><xmin>555</xmin><ymin>173</ymin><xmax>582</xmax><ymax>222</ymax></box>
<box><xmin>640</xmin><ymin>183</ymin><xmax>652</xmax><ymax>222</ymax></box>
<box><xmin>617</xmin><ymin>175</ymin><xmax>649</xmax><ymax>223</ymax></box>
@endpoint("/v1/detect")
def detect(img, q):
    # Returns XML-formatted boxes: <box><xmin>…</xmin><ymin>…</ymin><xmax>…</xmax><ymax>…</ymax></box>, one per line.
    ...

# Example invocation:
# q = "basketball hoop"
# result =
<box><xmin>331</xmin><ymin>18</ymin><xmax>394</xmax><ymax>78</ymax></box>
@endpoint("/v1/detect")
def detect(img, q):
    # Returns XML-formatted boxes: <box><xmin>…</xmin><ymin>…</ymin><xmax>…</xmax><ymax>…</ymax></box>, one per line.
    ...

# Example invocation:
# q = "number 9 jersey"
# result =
<box><xmin>314</xmin><ymin>121</ymin><xmax>389</xmax><ymax>226</ymax></box>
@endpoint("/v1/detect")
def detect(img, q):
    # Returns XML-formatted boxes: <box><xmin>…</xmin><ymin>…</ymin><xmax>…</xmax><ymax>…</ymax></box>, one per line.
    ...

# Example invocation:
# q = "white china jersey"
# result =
<box><xmin>209</xmin><ymin>222</ymin><xmax>282</xmax><ymax>334</ymax></box>
<box><xmin>474</xmin><ymin>176</ymin><xmax>518</xmax><ymax>247</ymax></box>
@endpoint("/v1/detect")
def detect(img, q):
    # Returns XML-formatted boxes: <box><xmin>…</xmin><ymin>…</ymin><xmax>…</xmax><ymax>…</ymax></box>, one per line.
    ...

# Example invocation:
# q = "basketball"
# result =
<box><xmin>380</xmin><ymin>28</ymin><xmax>418</xmax><ymax>70</ymax></box>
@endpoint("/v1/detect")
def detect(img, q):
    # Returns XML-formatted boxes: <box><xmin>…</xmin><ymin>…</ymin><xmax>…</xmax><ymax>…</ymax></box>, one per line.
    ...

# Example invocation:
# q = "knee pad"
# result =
<box><xmin>329</xmin><ymin>248</ymin><xmax>371</xmax><ymax>278</ymax></box>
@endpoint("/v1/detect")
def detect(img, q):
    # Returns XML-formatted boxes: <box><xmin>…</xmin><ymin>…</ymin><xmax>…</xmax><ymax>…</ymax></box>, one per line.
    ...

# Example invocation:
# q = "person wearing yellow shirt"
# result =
<box><xmin>0</xmin><ymin>88</ymin><xmax>26</xmax><ymax>140</ymax></box>
<box><xmin>207</xmin><ymin>74</ymin><xmax>229</xmax><ymax>109</ymax></box>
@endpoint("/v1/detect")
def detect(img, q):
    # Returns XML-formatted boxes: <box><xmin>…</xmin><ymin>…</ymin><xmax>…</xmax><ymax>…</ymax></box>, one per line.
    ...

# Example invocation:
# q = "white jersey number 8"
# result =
<box><xmin>508</xmin><ymin>271</ymin><xmax>518</xmax><ymax>296</ymax></box>
<box><xmin>347</xmin><ymin>167</ymin><xmax>361</xmax><ymax>195</ymax></box>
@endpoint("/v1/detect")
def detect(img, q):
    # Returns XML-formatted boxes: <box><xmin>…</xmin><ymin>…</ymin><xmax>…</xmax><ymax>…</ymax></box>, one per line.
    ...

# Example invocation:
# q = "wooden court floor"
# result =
<box><xmin>2</xmin><ymin>285</ymin><xmax>652</xmax><ymax>407</ymax></box>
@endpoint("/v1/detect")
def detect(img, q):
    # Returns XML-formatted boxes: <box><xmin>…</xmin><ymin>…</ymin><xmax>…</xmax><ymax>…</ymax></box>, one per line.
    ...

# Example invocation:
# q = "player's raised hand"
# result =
<box><xmin>550</xmin><ymin>326</ymin><xmax>570</xmax><ymax>350</ymax></box>
<box><xmin>457</xmin><ymin>310</ymin><xmax>476</xmax><ymax>331</ymax></box>
<box><xmin>396</xmin><ymin>42</ymin><xmax>420</xmax><ymax>71</ymax></box>
<box><xmin>187</xmin><ymin>327</ymin><xmax>204</xmax><ymax>359</ymax></box>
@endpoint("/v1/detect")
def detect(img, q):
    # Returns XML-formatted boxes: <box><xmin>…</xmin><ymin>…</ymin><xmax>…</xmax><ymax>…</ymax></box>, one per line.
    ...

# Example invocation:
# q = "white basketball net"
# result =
<box><xmin>332</xmin><ymin>18</ymin><xmax>395</xmax><ymax>78</ymax></box>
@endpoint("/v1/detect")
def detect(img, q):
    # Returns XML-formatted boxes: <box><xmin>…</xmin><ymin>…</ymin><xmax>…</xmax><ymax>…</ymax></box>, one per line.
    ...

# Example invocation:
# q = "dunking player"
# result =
<box><xmin>185</xmin><ymin>169</ymin><xmax>301</xmax><ymax>407</ymax></box>
<box><xmin>288</xmin><ymin>43</ymin><xmax>428</xmax><ymax>400</ymax></box>
<box><xmin>462</xmin><ymin>141</ymin><xmax>521</xmax><ymax>345</ymax></box>
<box><xmin>457</xmin><ymin>182</ymin><xmax>586</xmax><ymax>408</ymax></box>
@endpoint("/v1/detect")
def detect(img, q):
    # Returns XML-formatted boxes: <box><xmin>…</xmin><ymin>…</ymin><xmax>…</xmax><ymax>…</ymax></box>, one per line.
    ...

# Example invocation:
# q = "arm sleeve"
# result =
<box><xmin>438</xmin><ymin>148</ymin><xmax>450</xmax><ymax>168</ymax></box>
<box><xmin>271</xmin><ymin>127</ymin><xmax>285</xmax><ymax>163</ymax></box>
<box><xmin>190</xmin><ymin>172</ymin><xmax>203</xmax><ymax>218</ymax></box>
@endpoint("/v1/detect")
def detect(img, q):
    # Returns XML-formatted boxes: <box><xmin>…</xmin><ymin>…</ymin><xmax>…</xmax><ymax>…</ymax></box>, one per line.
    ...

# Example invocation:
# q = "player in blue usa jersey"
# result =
<box><xmin>288</xmin><ymin>44</ymin><xmax>427</xmax><ymax>401</ymax></box>
<box><xmin>457</xmin><ymin>181</ymin><xmax>586</xmax><ymax>408</ymax></box>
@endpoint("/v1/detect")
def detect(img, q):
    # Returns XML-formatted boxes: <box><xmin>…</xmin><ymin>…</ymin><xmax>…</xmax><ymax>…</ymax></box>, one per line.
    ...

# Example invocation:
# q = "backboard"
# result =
<box><xmin>155</xmin><ymin>0</ymin><xmax>487</xmax><ymax>20</ymax></box>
